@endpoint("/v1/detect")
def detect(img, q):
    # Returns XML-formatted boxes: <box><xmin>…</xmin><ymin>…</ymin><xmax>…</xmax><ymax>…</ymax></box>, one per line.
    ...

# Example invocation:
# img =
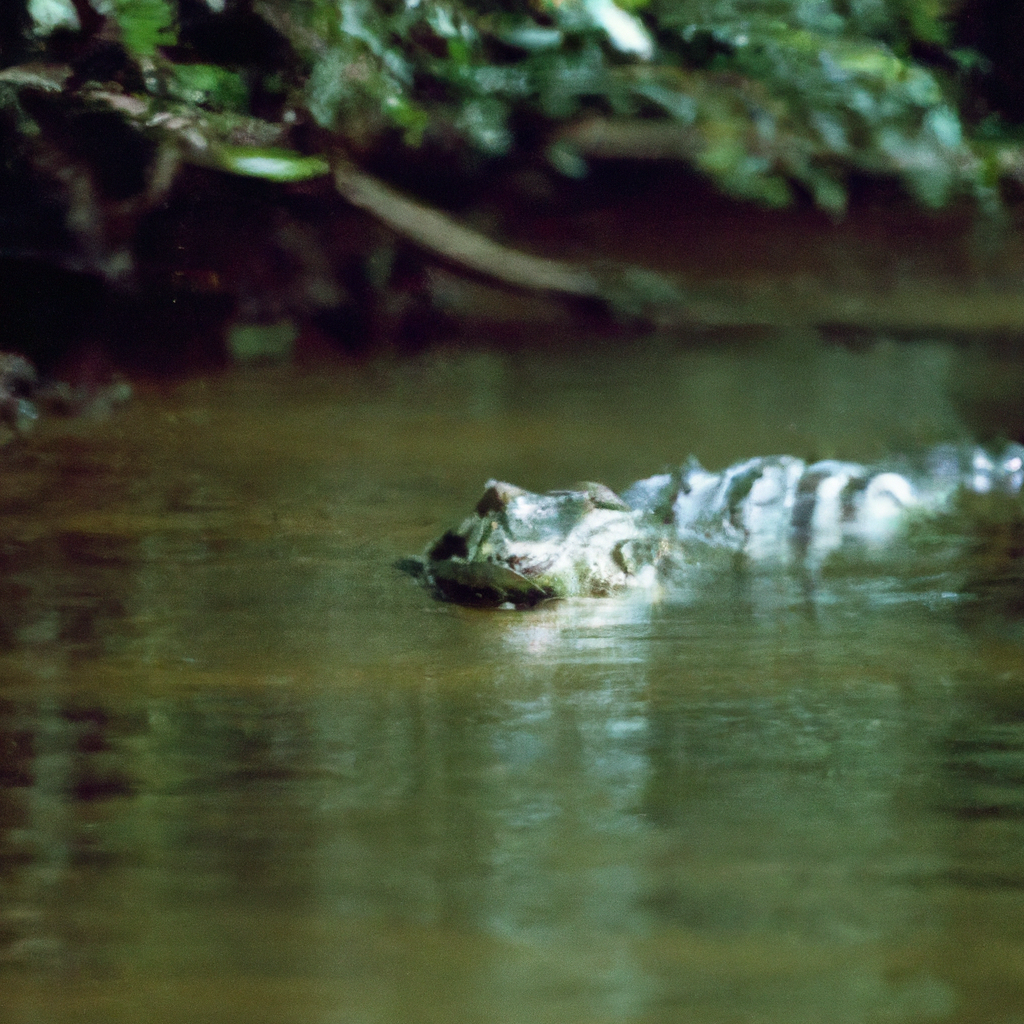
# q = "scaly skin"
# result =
<box><xmin>417</xmin><ymin>445</ymin><xmax>1024</xmax><ymax>607</ymax></box>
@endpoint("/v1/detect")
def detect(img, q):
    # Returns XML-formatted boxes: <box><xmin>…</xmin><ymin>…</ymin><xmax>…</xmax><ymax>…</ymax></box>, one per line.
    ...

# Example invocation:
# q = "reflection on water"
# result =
<box><xmin>2</xmin><ymin>336</ymin><xmax>1024</xmax><ymax>1022</ymax></box>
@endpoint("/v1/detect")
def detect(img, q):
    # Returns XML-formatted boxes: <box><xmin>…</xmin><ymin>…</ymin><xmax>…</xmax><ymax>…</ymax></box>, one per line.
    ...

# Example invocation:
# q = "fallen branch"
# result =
<box><xmin>85</xmin><ymin>80</ymin><xmax>602</xmax><ymax>298</ymax></box>
<box><xmin>10</xmin><ymin>67</ymin><xmax>617</xmax><ymax>304</ymax></box>
<box><xmin>331</xmin><ymin>157</ymin><xmax>601</xmax><ymax>299</ymax></box>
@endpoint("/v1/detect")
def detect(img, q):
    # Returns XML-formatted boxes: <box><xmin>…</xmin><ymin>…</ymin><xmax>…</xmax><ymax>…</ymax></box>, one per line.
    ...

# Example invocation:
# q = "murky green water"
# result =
<box><xmin>3</xmin><ymin>336</ymin><xmax>1024</xmax><ymax>1023</ymax></box>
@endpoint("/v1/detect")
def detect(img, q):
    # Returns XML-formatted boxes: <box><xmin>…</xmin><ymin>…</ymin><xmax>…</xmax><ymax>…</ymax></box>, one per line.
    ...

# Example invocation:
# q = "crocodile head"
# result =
<box><xmin>422</xmin><ymin>480</ymin><xmax>661</xmax><ymax>607</ymax></box>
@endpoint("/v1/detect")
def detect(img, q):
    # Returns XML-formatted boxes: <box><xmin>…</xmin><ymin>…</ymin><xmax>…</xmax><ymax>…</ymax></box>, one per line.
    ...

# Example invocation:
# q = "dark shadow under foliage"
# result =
<box><xmin>2</xmin><ymin>0</ymin><xmax>1024</xmax><ymax>364</ymax></box>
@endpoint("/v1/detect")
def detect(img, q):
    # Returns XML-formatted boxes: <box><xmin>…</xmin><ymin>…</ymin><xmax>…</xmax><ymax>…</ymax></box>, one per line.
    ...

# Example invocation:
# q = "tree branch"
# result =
<box><xmin>331</xmin><ymin>157</ymin><xmax>600</xmax><ymax>299</ymax></box>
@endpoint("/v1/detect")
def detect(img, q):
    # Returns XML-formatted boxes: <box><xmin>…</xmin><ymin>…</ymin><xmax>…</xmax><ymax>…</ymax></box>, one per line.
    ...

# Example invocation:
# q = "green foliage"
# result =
<box><xmin>27</xmin><ymin>0</ymin><xmax>80</xmax><ymax>35</ymax></box>
<box><xmin>100</xmin><ymin>0</ymin><xmax>178</xmax><ymax>55</ymax></box>
<box><xmin>650</xmin><ymin>5</ymin><xmax>976</xmax><ymax>209</ymax></box>
<box><xmin>166</xmin><ymin>63</ymin><xmax>248</xmax><ymax>112</ymax></box>
<box><xmin>646</xmin><ymin>0</ymin><xmax>955</xmax><ymax>50</ymax></box>
<box><xmin>296</xmin><ymin>0</ymin><xmax>428</xmax><ymax>131</ymax></box>
<box><xmin>255</xmin><ymin>0</ymin><xmax>988</xmax><ymax>210</ymax></box>
<box><xmin>214</xmin><ymin>145</ymin><xmax>330</xmax><ymax>180</ymax></box>
<box><xmin>227</xmin><ymin>319</ymin><xmax>298</xmax><ymax>361</ymax></box>
<box><xmin>3</xmin><ymin>0</ymin><xmax>1020</xmax><ymax>207</ymax></box>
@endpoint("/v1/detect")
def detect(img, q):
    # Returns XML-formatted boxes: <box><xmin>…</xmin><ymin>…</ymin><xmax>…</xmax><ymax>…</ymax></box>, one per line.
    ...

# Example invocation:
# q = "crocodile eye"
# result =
<box><xmin>612</xmin><ymin>540</ymin><xmax>636</xmax><ymax>574</ymax></box>
<box><xmin>476</xmin><ymin>481</ymin><xmax>527</xmax><ymax>515</ymax></box>
<box><xmin>428</xmin><ymin>531</ymin><xmax>469</xmax><ymax>561</ymax></box>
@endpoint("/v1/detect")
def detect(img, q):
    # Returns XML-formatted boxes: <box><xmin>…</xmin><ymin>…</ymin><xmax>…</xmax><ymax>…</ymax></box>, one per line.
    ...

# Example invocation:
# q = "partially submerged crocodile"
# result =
<box><xmin>413</xmin><ymin>444</ymin><xmax>1024</xmax><ymax>607</ymax></box>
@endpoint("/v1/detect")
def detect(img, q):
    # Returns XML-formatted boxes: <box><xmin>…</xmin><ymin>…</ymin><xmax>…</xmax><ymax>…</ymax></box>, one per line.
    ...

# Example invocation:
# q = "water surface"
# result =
<box><xmin>1</xmin><ymin>336</ymin><xmax>1024</xmax><ymax>1023</ymax></box>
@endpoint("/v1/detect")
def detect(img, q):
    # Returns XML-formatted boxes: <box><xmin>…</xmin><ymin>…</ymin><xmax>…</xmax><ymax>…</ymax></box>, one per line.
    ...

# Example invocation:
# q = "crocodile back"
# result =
<box><xmin>658</xmin><ymin>444</ymin><xmax>1024</xmax><ymax>569</ymax></box>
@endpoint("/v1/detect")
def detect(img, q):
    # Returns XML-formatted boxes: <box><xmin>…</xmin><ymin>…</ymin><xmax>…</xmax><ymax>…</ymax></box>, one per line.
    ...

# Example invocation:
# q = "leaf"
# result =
<box><xmin>804</xmin><ymin>168</ymin><xmax>847</xmax><ymax>214</ymax></box>
<box><xmin>546</xmin><ymin>139</ymin><xmax>589</xmax><ymax>177</ymax></box>
<box><xmin>459</xmin><ymin>97</ymin><xmax>512</xmax><ymax>155</ymax></box>
<box><xmin>28</xmin><ymin>0</ymin><xmax>80</xmax><ymax>35</ymax></box>
<box><xmin>98</xmin><ymin>0</ymin><xmax>178</xmax><ymax>56</ymax></box>
<box><xmin>923</xmin><ymin>105</ymin><xmax>963</xmax><ymax>149</ymax></box>
<box><xmin>631</xmin><ymin>80</ymin><xmax>697</xmax><ymax>123</ymax></box>
<box><xmin>306</xmin><ymin>48</ymin><xmax>349</xmax><ymax>129</ymax></box>
<box><xmin>213</xmin><ymin>146</ymin><xmax>330</xmax><ymax>181</ymax></box>
<box><xmin>582</xmin><ymin>0</ymin><xmax>654</xmax><ymax>58</ymax></box>
<box><xmin>227</xmin><ymin>320</ymin><xmax>297</xmax><ymax>362</ymax></box>
<box><xmin>167</xmin><ymin>63</ymin><xmax>248</xmax><ymax>112</ymax></box>
<box><xmin>498</xmin><ymin>23</ymin><xmax>564</xmax><ymax>52</ymax></box>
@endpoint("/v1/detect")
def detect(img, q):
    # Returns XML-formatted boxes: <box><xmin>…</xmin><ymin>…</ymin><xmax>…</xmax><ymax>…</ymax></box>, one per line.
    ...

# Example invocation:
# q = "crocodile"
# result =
<box><xmin>412</xmin><ymin>444</ymin><xmax>1024</xmax><ymax>607</ymax></box>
